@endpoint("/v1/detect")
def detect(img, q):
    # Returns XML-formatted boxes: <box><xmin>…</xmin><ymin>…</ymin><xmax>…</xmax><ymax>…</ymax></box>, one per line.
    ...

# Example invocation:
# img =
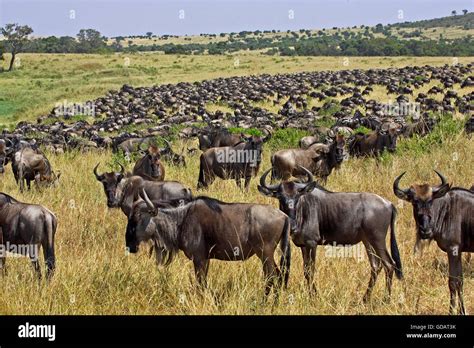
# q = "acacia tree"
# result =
<box><xmin>462</xmin><ymin>9</ymin><xmax>468</xmax><ymax>15</ymax></box>
<box><xmin>1</xmin><ymin>23</ymin><xmax>33</xmax><ymax>71</ymax></box>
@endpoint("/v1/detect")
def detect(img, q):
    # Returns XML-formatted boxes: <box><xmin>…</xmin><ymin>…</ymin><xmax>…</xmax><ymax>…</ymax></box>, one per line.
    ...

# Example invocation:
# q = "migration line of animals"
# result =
<box><xmin>0</xmin><ymin>123</ymin><xmax>473</xmax><ymax>315</ymax></box>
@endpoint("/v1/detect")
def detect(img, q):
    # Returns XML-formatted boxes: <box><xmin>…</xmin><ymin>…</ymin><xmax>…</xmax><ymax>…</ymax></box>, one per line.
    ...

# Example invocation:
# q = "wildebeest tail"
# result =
<box><xmin>197</xmin><ymin>154</ymin><xmax>205</xmax><ymax>188</ymax></box>
<box><xmin>390</xmin><ymin>204</ymin><xmax>403</xmax><ymax>280</ymax></box>
<box><xmin>279</xmin><ymin>216</ymin><xmax>291</xmax><ymax>288</ymax></box>
<box><xmin>43</xmin><ymin>211</ymin><xmax>57</xmax><ymax>279</ymax></box>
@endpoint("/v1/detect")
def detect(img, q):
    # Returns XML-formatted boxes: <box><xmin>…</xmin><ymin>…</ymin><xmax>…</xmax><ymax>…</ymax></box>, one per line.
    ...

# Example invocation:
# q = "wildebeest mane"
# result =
<box><xmin>192</xmin><ymin>195</ymin><xmax>225</xmax><ymax>213</ymax></box>
<box><xmin>0</xmin><ymin>192</ymin><xmax>20</xmax><ymax>204</ymax></box>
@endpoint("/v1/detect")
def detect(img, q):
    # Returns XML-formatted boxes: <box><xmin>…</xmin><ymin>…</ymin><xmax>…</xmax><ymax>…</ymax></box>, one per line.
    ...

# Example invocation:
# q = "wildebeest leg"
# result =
<box><xmin>363</xmin><ymin>242</ymin><xmax>382</xmax><ymax>303</ymax></box>
<box><xmin>42</xmin><ymin>240</ymin><xmax>55</xmax><ymax>280</ymax></box>
<box><xmin>243</xmin><ymin>176</ymin><xmax>251</xmax><ymax>191</ymax></box>
<box><xmin>260</xmin><ymin>248</ymin><xmax>280</xmax><ymax>296</ymax></box>
<box><xmin>301</xmin><ymin>247</ymin><xmax>317</xmax><ymax>293</ymax></box>
<box><xmin>193</xmin><ymin>258</ymin><xmax>210</xmax><ymax>289</ymax></box>
<box><xmin>0</xmin><ymin>229</ymin><xmax>5</xmax><ymax>275</ymax></box>
<box><xmin>235</xmin><ymin>178</ymin><xmax>242</xmax><ymax>189</ymax></box>
<box><xmin>30</xmin><ymin>247</ymin><xmax>42</xmax><ymax>280</ymax></box>
<box><xmin>447</xmin><ymin>248</ymin><xmax>465</xmax><ymax>315</ymax></box>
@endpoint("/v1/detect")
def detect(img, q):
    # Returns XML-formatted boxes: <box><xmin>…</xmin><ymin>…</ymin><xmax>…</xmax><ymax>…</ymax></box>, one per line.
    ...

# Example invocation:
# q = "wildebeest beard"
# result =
<box><xmin>127</xmin><ymin>202</ymin><xmax>189</xmax><ymax>266</ymax></box>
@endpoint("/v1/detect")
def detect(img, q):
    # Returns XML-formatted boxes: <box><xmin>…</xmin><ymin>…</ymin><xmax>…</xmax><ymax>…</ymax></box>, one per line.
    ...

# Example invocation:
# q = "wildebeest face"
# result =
<box><xmin>147</xmin><ymin>146</ymin><xmax>163</xmax><ymax>178</ymax></box>
<box><xmin>126</xmin><ymin>202</ymin><xmax>154</xmax><ymax>253</ymax></box>
<box><xmin>393</xmin><ymin>171</ymin><xmax>450</xmax><ymax>240</ymax></box>
<box><xmin>334</xmin><ymin>134</ymin><xmax>345</xmax><ymax>163</ymax></box>
<box><xmin>94</xmin><ymin>163</ymin><xmax>125</xmax><ymax>208</ymax></box>
<box><xmin>386</xmin><ymin>129</ymin><xmax>398</xmax><ymax>153</ymax></box>
<box><xmin>258</xmin><ymin>167</ymin><xmax>316</xmax><ymax>236</ymax></box>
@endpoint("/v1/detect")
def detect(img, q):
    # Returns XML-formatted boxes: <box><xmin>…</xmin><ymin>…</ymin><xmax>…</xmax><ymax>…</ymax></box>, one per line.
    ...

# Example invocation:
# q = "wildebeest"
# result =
<box><xmin>197</xmin><ymin>131</ymin><xmax>270</xmax><ymax>190</ymax></box>
<box><xmin>0</xmin><ymin>139</ymin><xmax>13</xmax><ymax>174</ymax></box>
<box><xmin>132</xmin><ymin>145</ymin><xmax>165</xmax><ymax>181</ymax></box>
<box><xmin>393</xmin><ymin>171</ymin><xmax>474</xmax><ymax>314</ymax></box>
<box><xmin>12</xmin><ymin>147</ymin><xmax>60</xmax><ymax>191</ymax></box>
<box><xmin>272</xmin><ymin>134</ymin><xmax>345</xmax><ymax>183</ymax></box>
<box><xmin>93</xmin><ymin>163</ymin><xmax>125</xmax><ymax>208</ymax></box>
<box><xmin>160</xmin><ymin>140</ymin><xmax>186</xmax><ymax>167</ymax></box>
<box><xmin>348</xmin><ymin>127</ymin><xmax>399</xmax><ymax>157</ymax></box>
<box><xmin>126</xmin><ymin>189</ymin><xmax>291</xmax><ymax>295</ymax></box>
<box><xmin>0</xmin><ymin>192</ymin><xmax>57</xmax><ymax>279</ymax></box>
<box><xmin>113</xmin><ymin>136</ymin><xmax>154</xmax><ymax>158</ymax></box>
<box><xmin>198</xmin><ymin>128</ymin><xmax>243</xmax><ymax>151</ymax></box>
<box><xmin>258</xmin><ymin>167</ymin><xmax>403</xmax><ymax>301</ymax></box>
<box><xmin>93</xmin><ymin>163</ymin><xmax>191</xmax><ymax>215</ymax></box>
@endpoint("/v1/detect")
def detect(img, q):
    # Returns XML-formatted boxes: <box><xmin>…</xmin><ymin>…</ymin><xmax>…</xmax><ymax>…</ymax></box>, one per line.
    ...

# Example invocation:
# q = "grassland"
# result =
<box><xmin>0</xmin><ymin>53</ymin><xmax>473</xmax><ymax>314</ymax></box>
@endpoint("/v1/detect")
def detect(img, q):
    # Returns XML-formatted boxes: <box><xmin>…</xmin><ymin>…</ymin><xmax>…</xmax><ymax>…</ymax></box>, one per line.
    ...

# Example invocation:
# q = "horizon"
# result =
<box><xmin>0</xmin><ymin>0</ymin><xmax>473</xmax><ymax>38</ymax></box>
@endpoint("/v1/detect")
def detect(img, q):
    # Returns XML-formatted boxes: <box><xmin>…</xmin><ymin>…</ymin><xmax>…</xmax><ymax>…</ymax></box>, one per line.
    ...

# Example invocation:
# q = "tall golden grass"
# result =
<box><xmin>0</xmin><ymin>130</ymin><xmax>472</xmax><ymax>315</ymax></box>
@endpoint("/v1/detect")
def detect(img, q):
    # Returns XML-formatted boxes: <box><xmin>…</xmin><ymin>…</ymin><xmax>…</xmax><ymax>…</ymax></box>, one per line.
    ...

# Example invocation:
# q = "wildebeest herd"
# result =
<box><xmin>0</xmin><ymin>62</ymin><xmax>473</xmax><ymax>314</ymax></box>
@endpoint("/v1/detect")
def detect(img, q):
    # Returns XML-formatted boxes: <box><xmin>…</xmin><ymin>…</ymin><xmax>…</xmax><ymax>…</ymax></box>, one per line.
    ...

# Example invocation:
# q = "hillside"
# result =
<box><xmin>391</xmin><ymin>12</ymin><xmax>474</xmax><ymax>29</ymax></box>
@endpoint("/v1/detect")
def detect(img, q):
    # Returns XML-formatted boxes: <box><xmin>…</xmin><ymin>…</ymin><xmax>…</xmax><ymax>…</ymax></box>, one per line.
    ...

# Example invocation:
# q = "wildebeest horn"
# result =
<box><xmin>434</xmin><ymin>170</ymin><xmax>447</xmax><ymax>187</ymax></box>
<box><xmin>140</xmin><ymin>188</ymin><xmax>157</xmax><ymax>215</ymax></box>
<box><xmin>118</xmin><ymin>163</ymin><xmax>125</xmax><ymax>175</ymax></box>
<box><xmin>93</xmin><ymin>163</ymin><xmax>103</xmax><ymax>180</ymax></box>
<box><xmin>393</xmin><ymin>172</ymin><xmax>411</xmax><ymax>200</ymax></box>
<box><xmin>297</xmin><ymin>166</ymin><xmax>314</xmax><ymax>184</ymax></box>
<box><xmin>259</xmin><ymin>168</ymin><xmax>278</xmax><ymax>191</ymax></box>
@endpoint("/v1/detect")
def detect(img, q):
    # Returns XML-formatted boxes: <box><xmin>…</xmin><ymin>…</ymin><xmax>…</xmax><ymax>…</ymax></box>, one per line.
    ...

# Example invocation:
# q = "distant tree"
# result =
<box><xmin>451</xmin><ymin>10</ymin><xmax>457</xmax><ymax>16</ymax></box>
<box><xmin>462</xmin><ymin>9</ymin><xmax>468</xmax><ymax>15</ymax></box>
<box><xmin>76</xmin><ymin>29</ymin><xmax>107</xmax><ymax>53</ymax></box>
<box><xmin>146</xmin><ymin>32</ymin><xmax>153</xmax><ymax>39</ymax></box>
<box><xmin>0</xmin><ymin>23</ymin><xmax>33</xmax><ymax>71</ymax></box>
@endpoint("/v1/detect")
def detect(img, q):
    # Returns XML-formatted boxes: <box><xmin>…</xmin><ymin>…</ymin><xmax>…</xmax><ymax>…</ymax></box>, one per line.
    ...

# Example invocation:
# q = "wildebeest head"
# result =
<box><xmin>258</xmin><ymin>166</ymin><xmax>317</xmax><ymax>236</ymax></box>
<box><xmin>94</xmin><ymin>162</ymin><xmax>125</xmax><ymax>207</ymax></box>
<box><xmin>145</xmin><ymin>145</ymin><xmax>163</xmax><ymax>179</ymax></box>
<box><xmin>0</xmin><ymin>139</ymin><xmax>13</xmax><ymax>174</ymax></box>
<box><xmin>380</xmin><ymin>127</ymin><xmax>399</xmax><ymax>153</ymax></box>
<box><xmin>243</xmin><ymin>129</ymin><xmax>271</xmax><ymax>156</ymax></box>
<box><xmin>333</xmin><ymin>134</ymin><xmax>345</xmax><ymax>164</ymax></box>
<box><xmin>393</xmin><ymin>170</ymin><xmax>450</xmax><ymax>239</ymax></box>
<box><xmin>126</xmin><ymin>188</ymin><xmax>178</xmax><ymax>263</ymax></box>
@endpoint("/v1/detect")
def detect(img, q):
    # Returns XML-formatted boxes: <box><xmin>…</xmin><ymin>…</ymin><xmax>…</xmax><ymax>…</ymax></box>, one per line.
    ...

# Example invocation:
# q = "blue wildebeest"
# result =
<box><xmin>258</xmin><ymin>166</ymin><xmax>403</xmax><ymax>302</ymax></box>
<box><xmin>0</xmin><ymin>192</ymin><xmax>57</xmax><ymax>279</ymax></box>
<box><xmin>197</xmin><ymin>130</ymin><xmax>271</xmax><ymax>190</ymax></box>
<box><xmin>394</xmin><ymin>171</ymin><xmax>474</xmax><ymax>315</ymax></box>
<box><xmin>125</xmin><ymin>189</ymin><xmax>290</xmax><ymax>295</ymax></box>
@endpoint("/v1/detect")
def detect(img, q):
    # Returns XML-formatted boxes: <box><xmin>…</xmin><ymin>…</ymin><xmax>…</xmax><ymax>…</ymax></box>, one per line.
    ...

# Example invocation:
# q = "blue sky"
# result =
<box><xmin>0</xmin><ymin>0</ymin><xmax>472</xmax><ymax>37</ymax></box>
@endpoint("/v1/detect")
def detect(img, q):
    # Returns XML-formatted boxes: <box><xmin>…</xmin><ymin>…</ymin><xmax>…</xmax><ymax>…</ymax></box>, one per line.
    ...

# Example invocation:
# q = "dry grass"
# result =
<box><xmin>0</xmin><ymin>130</ymin><xmax>472</xmax><ymax>315</ymax></box>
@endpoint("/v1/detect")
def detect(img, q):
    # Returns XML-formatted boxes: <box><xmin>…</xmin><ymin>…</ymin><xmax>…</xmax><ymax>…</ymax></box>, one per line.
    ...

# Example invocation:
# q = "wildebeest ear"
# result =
<box><xmin>300</xmin><ymin>181</ymin><xmax>317</xmax><ymax>193</ymax></box>
<box><xmin>257</xmin><ymin>185</ymin><xmax>275</xmax><ymax>197</ymax></box>
<box><xmin>432</xmin><ymin>184</ymin><xmax>450</xmax><ymax>199</ymax></box>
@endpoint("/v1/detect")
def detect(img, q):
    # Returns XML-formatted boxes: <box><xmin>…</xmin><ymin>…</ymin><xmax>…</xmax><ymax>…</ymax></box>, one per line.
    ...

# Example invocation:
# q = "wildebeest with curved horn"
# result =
<box><xmin>0</xmin><ymin>192</ymin><xmax>57</xmax><ymax>279</ymax></box>
<box><xmin>132</xmin><ymin>145</ymin><xmax>165</xmax><ymax>181</ymax></box>
<box><xmin>126</xmin><ymin>189</ymin><xmax>291</xmax><ymax>295</ymax></box>
<box><xmin>12</xmin><ymin>147</ymin><xmax>60</xmax><ymax>191</ymax></box>
<box><xmin>348</xmin><ymin>127</ymin><xmax>399</xmax><ymax>157</ymax></box>
<box><xmin>271</xmin><ymin>134</ymin><xmax>345</xmax><ymax>184</ymax></box>
<box><xmin>93</xmin><ymin>163</ymin><xmax>191</xmax><ymax>215</ymax></box>
<box><xmin>258</xmin><ymin>166</ymin><xmax>403</xmax><ymax>302</ymax></box>
<box><xmin>197</xmin><ymin>130</ymin><xmax>271</xmax><ymax>190</ymax></box>
<box><xmin>93</xmin><ymin>162</ymin><xmax>125</xmax><ymax>208</ymax></box>
<box><xmin>198</xmin><ymin>128</ymin><xmax>243</xmax><ymax>151</ymax></box>
<box><xmin>393</xmin><ymin>170</ymin><xmax>474</xmax><ymax>315</ymax></box>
